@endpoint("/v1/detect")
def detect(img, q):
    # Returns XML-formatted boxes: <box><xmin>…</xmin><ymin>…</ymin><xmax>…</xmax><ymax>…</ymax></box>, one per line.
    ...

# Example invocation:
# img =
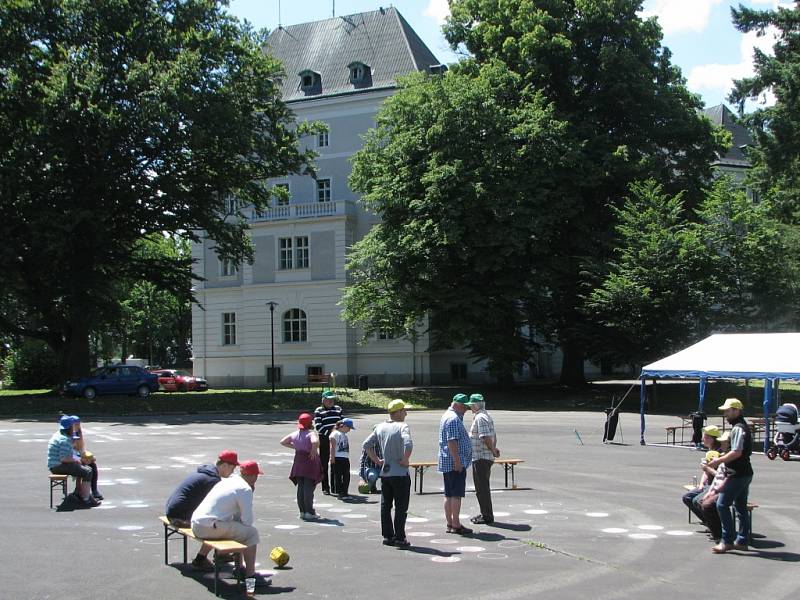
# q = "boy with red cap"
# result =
<box><xmin>192</xmin><ymin>459</ymin><xmax>265</xmax><ymax>586</ymax></box>
<box><xmin>281</xmin><ymin>413</ymin><xmax>323</xmax><ymax>519</ymax></box>
<box><xmin>165</xmin><ymin>449</ymin><xmax>240</xmax><ymax>571</ymax></box>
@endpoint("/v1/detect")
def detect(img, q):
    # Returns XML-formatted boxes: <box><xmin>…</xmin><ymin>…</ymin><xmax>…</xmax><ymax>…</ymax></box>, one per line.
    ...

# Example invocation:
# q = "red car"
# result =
<box><xmin>150</xmin><ymin>369</ymin><xmax>208</xmax><ymax>392</ymax></box>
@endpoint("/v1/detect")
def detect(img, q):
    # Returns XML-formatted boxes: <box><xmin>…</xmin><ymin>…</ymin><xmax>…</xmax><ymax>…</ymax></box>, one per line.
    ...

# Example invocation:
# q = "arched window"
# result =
<box><xmin>283</xmin><ymin>309</ymin><xmax>307</xmax><ymax>343</ymax></box>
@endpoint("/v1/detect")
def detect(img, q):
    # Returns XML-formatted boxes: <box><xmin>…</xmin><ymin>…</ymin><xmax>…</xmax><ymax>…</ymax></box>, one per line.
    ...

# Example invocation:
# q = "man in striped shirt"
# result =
<box><xmin>314</xmin><ymin>390</ymin><xmax>343</xmax><ymax>494</ymax></box>
<box><xmin>467</xmin><ymin>393</ymin><xmax>500</xmax><ymax>525</ymax></box>
<box><xmin>438</xmin><ymin>394</ymin><xmax>473</xmax><ymax>534</ymax></box>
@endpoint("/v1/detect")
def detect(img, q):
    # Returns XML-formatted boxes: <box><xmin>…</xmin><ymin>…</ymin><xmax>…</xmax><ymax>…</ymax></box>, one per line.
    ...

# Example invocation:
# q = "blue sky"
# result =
<box><xmin>227</xmin><ymin>0</ymin><xmax>786</xmax><ymax>109</ymax></box>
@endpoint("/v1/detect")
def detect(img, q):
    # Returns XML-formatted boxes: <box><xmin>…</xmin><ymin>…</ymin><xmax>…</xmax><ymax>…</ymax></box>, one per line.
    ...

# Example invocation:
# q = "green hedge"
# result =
<box><xmin>2</xmin><ymin>340</ymin><xmax>59</xmax><ymax>389</ymax></box>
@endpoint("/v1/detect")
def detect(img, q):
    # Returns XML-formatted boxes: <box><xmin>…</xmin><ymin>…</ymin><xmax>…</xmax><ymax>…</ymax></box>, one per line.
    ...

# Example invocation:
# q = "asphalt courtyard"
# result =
<box><xmin>7</xmin><ymin>409</ymin><xmax>800</xmax><ymax>600</ymax></box>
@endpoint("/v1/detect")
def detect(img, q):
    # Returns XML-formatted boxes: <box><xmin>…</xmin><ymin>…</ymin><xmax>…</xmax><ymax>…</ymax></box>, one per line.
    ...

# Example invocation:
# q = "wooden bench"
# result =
<box><xmin>680</xmin><ymin>485</ymin><xmax>757</xmax><ymax>543</ymax></box>
<box><xmin>409</xmin><ymin>459</ymin><xmax>525</xmax><ymax>495</ymax></box>
<box><xmin>300</xmin><ymin>373</ymin><xmax>330</xmax><ymax>393</ymax></box>
<box><xmin>665</xmin><ymin>425</ymin><xmax>693</xmax><ymax>445</ymax></box>
<box><xmin>159</xmin><ymin>516</ymin><xmax>246</xmax><ymax>597</ymax></box>
<box><xmin>49</xmin><ymin>474</ymin><xmax>69</xmax><ymax>508</ymax></box>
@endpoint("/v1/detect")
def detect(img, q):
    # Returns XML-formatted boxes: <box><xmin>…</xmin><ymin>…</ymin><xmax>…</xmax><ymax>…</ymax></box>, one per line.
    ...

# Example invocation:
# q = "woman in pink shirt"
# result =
<box><xmin>280</xmin><ymin>413</ymin><xmax>323</xmax><ymax>520</ymax></box>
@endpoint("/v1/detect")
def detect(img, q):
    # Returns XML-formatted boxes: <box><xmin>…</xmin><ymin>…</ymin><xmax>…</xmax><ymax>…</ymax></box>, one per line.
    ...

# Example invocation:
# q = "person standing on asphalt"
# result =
<box><xmin>314</xmin><ymin>390</ymin><xmax>342</xmax><ymax>495</ymax></box>
<box><xmin>708</xmin><ymin>398</ymin><xmax>754</xmax><ymax>554</ymax></box>
<box><xmin>466</xmin><ymin>394</ymin><xmax>500</xmax><ymax>525</ymax></box>
<box><xmin>363</xmin><ymin>399</ymin><xmax>413</xmax><ymax>548</ymax></box>
<box><xmin>438</xmin><ymin>394</ymin><xmax>473</xmax><ymax>535</ymax></box>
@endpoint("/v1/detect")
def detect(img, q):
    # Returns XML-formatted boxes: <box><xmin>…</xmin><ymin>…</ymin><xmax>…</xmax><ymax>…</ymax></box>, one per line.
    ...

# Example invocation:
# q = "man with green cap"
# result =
<box><xmin>706</xmin><ymin>398</ymin><xmax>753</xmax><ymax>553</ymax></box>
<box><xmin>438</xmin><ymin>393</ymin><xmax>473</xmax><ymax>534</ymax></box>
<box><xmin>314</xmin><ymin>390</ymin><xmax>342</xmax><ymax>494</ymax></box>
<box><xmin>466</xmin><ymin>393</ymin><xmax>499</xmax><ymax>525</ymax></box>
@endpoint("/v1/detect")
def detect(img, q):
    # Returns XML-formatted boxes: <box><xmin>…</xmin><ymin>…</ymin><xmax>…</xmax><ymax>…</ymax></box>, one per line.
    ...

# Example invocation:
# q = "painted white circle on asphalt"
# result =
<box><xmin>601</xmin><ymin>528</ymin><xmax>628</xmax><ymax>534</ymax></box>
<box><xmin>275</xmin><ymin>524</ymin><xmax>299</xmax><ymax>530</ymax></box>
<box><xmin>118</xmin><ymin>525</ymin><xmax>144</xmax><ymax>531</ymax></box>
<box><xmin>524</xmin><ymin>509</ymin><xmax>549</xmax><ymax>515</ymax></box>
<box><xmin>478</xmin><ymin>553</ymin><xmax>508</xmax><ymax>560</ymax></box>
<box><xmin>407</xmin><ymin>517</ymin><xmax>429</xmax><ymax>523</ymax></box>
<box><xmin>431</xmin><ymin>556</ymin><xmax>461</xmax><ymax>563</ymax></box>
<box><xmin>342</xmin><ymin>513</ymin><xmax>367</xmax><ymax>519</ymax></box>
<box><xmin>431</xmin><ymin>539</ymin><xmax>458</xmax><ymax>545</ymax></box>
<box><xmin>666</xmin><ymin>530</ymin><xmax>694</xmax><ymax>536</ymax></box>
<box><xmin>456</xmin><ymin>546</ymin><xmax>486</xmax><ymax>553</ymax></box>
<box><xmin>586</xmin><ymin>512</ymin><xmax>609</xmax><ymax>518</ymax></box>
<box><xmin>629</xmin><ymin>533</ymin><xmax>658</xmax><ymax>540</ymax></box>
<box><xmin>493</xmin><ymin>511</ymin><xmax>511</xmax><ymax>517</ymax></box>
<box><xmin>408</xmin><ymin>532</ymin><xmax>435</xmax><ymax>538</ymax></box>
<box><xmin>638</xmin><ymin>525</ymin><xmax>664</xmax><ymax>531</ymax></box>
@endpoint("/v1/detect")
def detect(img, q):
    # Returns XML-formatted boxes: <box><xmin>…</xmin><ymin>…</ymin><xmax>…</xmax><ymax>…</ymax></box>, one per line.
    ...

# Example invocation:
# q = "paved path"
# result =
<box><xmin>8</xmin><ymin>410</ymin><xmax>799</xmax><ymax>599</ymax></box>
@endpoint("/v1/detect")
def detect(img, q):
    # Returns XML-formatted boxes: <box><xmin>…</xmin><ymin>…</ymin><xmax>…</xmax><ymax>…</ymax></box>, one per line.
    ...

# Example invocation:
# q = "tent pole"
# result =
<box><xmin>698</xmin><ymin>377</ymin><xmax>707</xmax><ymax>412</ymax></box>
<box><xmin>763</xmin><ymin>378</ymin><xmax>773</xmax><ymax>456</ymax></box>
<box><xmin>639</xmin><ymin>376</ymin><xmax>646</xmax><ymax>446</ymax></box>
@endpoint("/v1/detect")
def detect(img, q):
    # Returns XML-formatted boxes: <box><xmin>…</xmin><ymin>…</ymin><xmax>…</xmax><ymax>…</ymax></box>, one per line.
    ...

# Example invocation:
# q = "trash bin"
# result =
<box><xmin>358</xmin><ymin>375</ymin><xmax>368</xmax><ymax>391</ymax></box>
<box><xmin>603</xmin><ymin>408</ymin><xmax>619</xmax><ymax>442</ymax></box>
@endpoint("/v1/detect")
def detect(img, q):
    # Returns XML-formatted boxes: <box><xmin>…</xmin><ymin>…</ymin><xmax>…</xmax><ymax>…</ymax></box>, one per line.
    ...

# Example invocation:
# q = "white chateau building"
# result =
<box><xmin>191</xmin><ymin>8</ymin><xmax>505</xmax><ymax>388</ymax></box>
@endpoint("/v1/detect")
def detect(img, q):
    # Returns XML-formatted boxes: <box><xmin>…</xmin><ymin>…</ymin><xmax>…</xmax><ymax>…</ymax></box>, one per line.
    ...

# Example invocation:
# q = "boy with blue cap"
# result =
<box><xmin>47</xmin><ymin>415</ymin><xmax>98</xmax><ymax>506</ymax></box>
<box><xmin>329</xmin><ymin>418</ymin><xmax>355</xmax><ymax>497</ymax></box>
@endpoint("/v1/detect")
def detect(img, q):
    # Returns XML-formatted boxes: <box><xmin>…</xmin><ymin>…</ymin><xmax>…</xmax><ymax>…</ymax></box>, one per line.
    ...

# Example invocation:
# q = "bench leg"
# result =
<box><xmin>50</xmin><ymin>481</ymin><xmax>54</xmax><ymax>509</ymax></box>
<box><xmin>504</xmin><ymin>464</ymin><xmax>509</xmax><ymax>488</ymax></box>
<box><xmin>164</xmin><ymin>523</ymin><xmax>168</xmax><ymax>565</ymax></box>
<box><xmin>419</xmin><ymin>468</ymin><xmax>425</xmax><ymax>495</ymax></box>
<box><xmin>510</xmin><ymin>465</ymin><xmax>516</xmax><ymax>488</ymax></box>
<box><xmin>214</xmin><ymin>550</ymin><xmax>220</xmax><ymax>597</ymax></box>
<box><xmin>183</xmin><ymin>533</ymin><xmax>188</xmax><ymax>564</ymax></box>
<box><xmin>413</xmin><ymin>467</ymin><xmax>418</xmax><ymax>493</ymax></box>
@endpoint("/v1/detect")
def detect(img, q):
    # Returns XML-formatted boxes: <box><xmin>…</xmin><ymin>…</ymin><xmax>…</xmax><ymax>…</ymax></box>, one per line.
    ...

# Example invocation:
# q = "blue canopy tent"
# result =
<box><xmin>639</xmin><ymin>333</ymin><xmax>800</xmax><ymax>452</ymax></box>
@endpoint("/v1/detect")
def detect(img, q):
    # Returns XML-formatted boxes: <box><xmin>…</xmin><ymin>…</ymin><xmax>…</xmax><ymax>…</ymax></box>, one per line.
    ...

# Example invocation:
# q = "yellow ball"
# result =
<box><xmin>269</xmin><ymin>546</ymin><xmax>290</xmax><ymax>567</ymax></box>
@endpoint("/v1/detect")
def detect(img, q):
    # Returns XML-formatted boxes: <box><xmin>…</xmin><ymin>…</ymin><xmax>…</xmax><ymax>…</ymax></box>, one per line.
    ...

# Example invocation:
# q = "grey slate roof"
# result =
<box><xmin>703</xmin><ymin>104</ymin><xmax>753</xmax><ymax>168</ymax></box>
<box><xmin>265</xmin><ymin>7</ymin><xmax>441</xmax><ymax>102</ymax></box>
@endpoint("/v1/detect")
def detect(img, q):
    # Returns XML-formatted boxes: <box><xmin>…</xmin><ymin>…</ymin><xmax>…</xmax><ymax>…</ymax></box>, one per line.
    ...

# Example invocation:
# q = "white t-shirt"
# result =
<box><xmin>191</xmin><ymin>474</ymin><xmax>254</xmax><ymax>527</ymax></box>
<box><xmin>330</xmin><ymin>429</ymin><xmax>350</xmax><ymax>458</ymax></box>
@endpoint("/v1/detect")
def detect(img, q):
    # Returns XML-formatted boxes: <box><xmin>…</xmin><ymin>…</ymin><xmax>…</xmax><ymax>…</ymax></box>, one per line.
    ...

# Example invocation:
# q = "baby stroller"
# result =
<box><xmin>767</xmin><ymin>403</ymin><xmax>800</xmax><ymax>461</ymax></box>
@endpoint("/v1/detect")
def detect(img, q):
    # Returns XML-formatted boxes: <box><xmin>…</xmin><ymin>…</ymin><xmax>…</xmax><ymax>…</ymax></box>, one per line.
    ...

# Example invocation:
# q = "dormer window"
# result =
<box><xmin>298</xmin><ymin>69</ymin><xmax>321</xmax><ymax>95</ymax></box>
<box><xmin>348</xmin><ymin>61</ymin><xmax>371</xmax><ymax>85</ymax></box>
<box><xmin>429</xmin><ymin>64</ymin><xmax>448</xmax><ymax>76</ymax></box>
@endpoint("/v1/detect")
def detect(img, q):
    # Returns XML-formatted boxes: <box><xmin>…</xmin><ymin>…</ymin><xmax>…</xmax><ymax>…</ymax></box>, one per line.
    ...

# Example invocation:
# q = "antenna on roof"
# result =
<box><xmin>332</xmin><ymin>0</ymin><xmax>335</xmax><ymax>17</ymax></box>
<box><xmin>278</xmin><ymin>0</ymin><xmax>281</xmax><ymax>27</ymax></box>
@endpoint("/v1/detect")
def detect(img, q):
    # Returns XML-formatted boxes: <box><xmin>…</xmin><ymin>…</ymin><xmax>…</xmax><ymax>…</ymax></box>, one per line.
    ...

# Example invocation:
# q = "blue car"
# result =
<box><xmin>64</xmin><ymin>365</ymin><xmax>160</xmax><ymax>400</ymax></box>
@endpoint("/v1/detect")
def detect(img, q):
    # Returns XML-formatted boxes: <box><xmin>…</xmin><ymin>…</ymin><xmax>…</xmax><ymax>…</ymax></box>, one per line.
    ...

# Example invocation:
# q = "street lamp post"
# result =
<box><xmin>266</xmin><ymin>301</ymin><xmax>278</xmax><ymax>400</ymax></box>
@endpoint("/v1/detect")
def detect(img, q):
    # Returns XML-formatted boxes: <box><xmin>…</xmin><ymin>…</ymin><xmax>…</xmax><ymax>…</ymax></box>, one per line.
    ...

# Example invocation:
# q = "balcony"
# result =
<box><xmin>250</xmin><ymin>200</ymin><xmax>355</xmax><ymax>222</ymax></box>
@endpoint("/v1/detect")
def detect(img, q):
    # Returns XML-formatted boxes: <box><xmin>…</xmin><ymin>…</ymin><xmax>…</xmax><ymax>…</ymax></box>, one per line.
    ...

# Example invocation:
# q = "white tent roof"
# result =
<box><xmin>641</xmin><ymin>333</ymin><xmax>800</xmax><ymax>380</ymax></box>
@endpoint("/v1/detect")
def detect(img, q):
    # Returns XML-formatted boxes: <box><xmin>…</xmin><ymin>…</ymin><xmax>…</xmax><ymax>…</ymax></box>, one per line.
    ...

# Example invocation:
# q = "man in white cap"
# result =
<box><xmin>363</xmin><ymin>399</ymin><xmax>413</xmax><ymax>548</ymax></box>
<box><xmin>191</xmin><ymin>460</ymin><xmax>265</xmax><ymax>583</ymax></box>
<box><xmin>706</xmin><ymin>399</ymin><xmax>753</xmax><ymax>553</ymax></box>
<box><xmin>466</xmin><ymin>393</ymin><xmax>500</xmax><ymax>525</ymax></box>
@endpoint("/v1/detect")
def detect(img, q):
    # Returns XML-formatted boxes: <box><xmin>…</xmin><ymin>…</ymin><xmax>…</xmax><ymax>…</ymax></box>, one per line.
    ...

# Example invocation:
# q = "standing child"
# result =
<box><xmin>281</xmin><ymin>413</ymin><xmax>323</xmax><ymax>520</ymax></box>
<box><xmin>329</xmin><ymin>419</ymin><xmax>355</xmax><ymax>498</ymax></box>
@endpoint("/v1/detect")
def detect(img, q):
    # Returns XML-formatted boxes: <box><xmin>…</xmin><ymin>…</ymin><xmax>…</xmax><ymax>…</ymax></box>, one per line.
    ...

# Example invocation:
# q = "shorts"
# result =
<box><xmin>192</xmin><ymin>520</ymin><xmax>260</xmax><ymax>547</ymax></box>
<box><xmin>443</xmin><ymin>469</ymin><xmax>467</xmax><ymax>498</ymax></box>
<box><xmin>51</xmin><ymin>462</ymin><xmax>92</xmax><ymax>482</ymax></box>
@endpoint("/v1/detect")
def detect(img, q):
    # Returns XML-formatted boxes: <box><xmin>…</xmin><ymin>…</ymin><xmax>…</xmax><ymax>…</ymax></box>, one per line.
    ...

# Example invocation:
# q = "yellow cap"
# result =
<box><xmin>718</xmin><ymin>398</ymin><xmax>744</xmax><ymax>411</ymax></box>
<box><xmin>705</xmin><ymin>450</ymin><xmax>720</xmax><ymax>462</ymax></box>
<box><xmin>702</xmin><ymin>425</ymin><xmax>721</xmax><ymax>438</ymax></box>
<box><xmin>387</xmin><ymin>399</ymin><xmax>409</xmax><ymax>413</ymax></box>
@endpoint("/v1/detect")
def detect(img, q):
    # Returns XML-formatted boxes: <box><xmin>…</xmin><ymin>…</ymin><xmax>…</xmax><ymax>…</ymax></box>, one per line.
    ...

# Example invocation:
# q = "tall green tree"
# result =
<box><xmin>444</xmin><ymin>0</ymin><xmax>727</xmax><ymax>384</ymax></box>
<box><xmin>0</xmin><ymin>0</ymin><xmax>315</xmax><ymax>379</ymax></box>
<box><xmin>344</xmin><ymin>62</ymin><xmax>576</xmax><ymax>382</ymax></box>
<box><xmin>586</xmin><ymin>181</ymin><xmax>712</xmax><ymax>367</ymax></box>
<box><xmin>730</xmin><ymin>2</ymin><xmax>800</xmax><ymax>223</ymax></box>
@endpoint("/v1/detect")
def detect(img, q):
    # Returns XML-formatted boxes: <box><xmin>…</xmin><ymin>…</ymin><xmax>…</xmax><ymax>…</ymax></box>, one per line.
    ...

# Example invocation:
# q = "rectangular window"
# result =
<box><xmin>317</xmin><ymin>178</ymin><xmax>331</xmax><ymax>203</ymax></box>
<box><xmin>378</xmin><ymin>329</ymin><xmax>396</xmax><ymax>340</ymax></box>
<box><xmin>226</xmin><ymin>197</ymin><xmax>238</xmax><ymax>215</ymax></box>
<box><xmin>294</xmin><ymin>236</ymin><xmax>309</xmax><ymax>269</ymax></box>
<box><xmin>306</xmin><ymin>365</ymin><xmax>324</xmax><ymax>378</ymax></box>
<box><xmin>274</xmin><ymin>183</ymin><xmax>290</xmax><ymax>206</ymax></box>
<box><xmin>318</xmin><ymin>131</ymin><xmax>329</xmax><ymax>148</ymax></box>
<box><xmin>279</xmin><ymin>237</ymin><xmax>293</xmax><ymax>270</ymax></box>
<box><xmin>220</xmin><ymin>258</ymin><xmax>237</xmax><ymax>277</ymax></box>
<box><xmin>222</xmin><ymin>313</ymin><xmax>237</xmax><ymax>345</ymax></box>
<box><xmin>266</xmin><ymin>366</ymin><xmax>282</xmax><ymax>383</ymax></box>
<box><xmin>451</xmin><ymin>363</ymin><xmax>467</xmax><ymax>382</ymax></box>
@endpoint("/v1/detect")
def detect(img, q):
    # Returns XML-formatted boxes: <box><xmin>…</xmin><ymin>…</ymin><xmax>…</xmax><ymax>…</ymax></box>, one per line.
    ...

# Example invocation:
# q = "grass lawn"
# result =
<box><xmin>1</xmin><ymin>378</ymin><xmax>797</xmax><ymax>417</ymax></box>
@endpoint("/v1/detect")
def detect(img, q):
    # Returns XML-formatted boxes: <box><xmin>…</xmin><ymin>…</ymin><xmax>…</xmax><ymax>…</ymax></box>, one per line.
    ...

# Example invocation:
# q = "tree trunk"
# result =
<box><xmin>61</xmin><ymin>317</ymin><xmax>91</xmax><ymax>380</ymax></box>
<box><xmin>559</xmin><ymin>337</ymin><xmax>586</xmax><ymax>386</ymax></box>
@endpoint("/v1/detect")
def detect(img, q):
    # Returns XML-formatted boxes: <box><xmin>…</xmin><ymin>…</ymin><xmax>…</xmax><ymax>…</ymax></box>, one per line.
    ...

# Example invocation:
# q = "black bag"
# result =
<box><xmin>604</xmin><ymin>408</ymin><xmax>619</xmax><ymax>442</ymax></box>
<box><xmin>691</xmin><ymin>412</ymin><xmax>706</xmax><ymax>445</ymax></box>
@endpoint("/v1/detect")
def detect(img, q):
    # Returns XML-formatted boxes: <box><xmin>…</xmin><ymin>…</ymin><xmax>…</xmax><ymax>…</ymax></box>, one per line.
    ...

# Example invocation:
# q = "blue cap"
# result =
<box><xmin>59</xmin><ymin>415</ymin><xmax>75</xmax><ymax>430</ymax></box>
<box><xmin>340</xmin><ymin>418</ymin><xmax>355</xmax><ymax>429</ymax></box>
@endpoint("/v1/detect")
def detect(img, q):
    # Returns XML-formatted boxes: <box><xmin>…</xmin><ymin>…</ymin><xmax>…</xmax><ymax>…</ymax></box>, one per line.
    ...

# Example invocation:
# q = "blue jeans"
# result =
<box><xmin>716</xmin><ymin>475</ymin><xmax>753</xmax><ymax>544</ymax></box>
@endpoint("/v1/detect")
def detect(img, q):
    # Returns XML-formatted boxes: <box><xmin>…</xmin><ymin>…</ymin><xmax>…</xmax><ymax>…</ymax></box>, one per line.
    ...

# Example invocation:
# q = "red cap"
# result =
<box><xmin>298</xmin><ymin>413</ymin><xmax>313</xmax><ymax>429</ymax></box>
<box><xmin>218</xmin><ymin>450</ymin><xmax>239</xmax><ymax>465</ymax></box>
<box><xmin>239</xmin><ymin>460</ymin><xmax>264</xmax><ymax>475</ymax></box>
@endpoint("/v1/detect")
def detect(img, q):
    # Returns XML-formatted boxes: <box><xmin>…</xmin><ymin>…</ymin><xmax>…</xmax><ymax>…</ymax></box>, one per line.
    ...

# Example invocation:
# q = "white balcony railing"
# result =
<box><xmin>251</xmin><ymin>200</ymin><xmax>351</xmax><ymax>222</ymax></box>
